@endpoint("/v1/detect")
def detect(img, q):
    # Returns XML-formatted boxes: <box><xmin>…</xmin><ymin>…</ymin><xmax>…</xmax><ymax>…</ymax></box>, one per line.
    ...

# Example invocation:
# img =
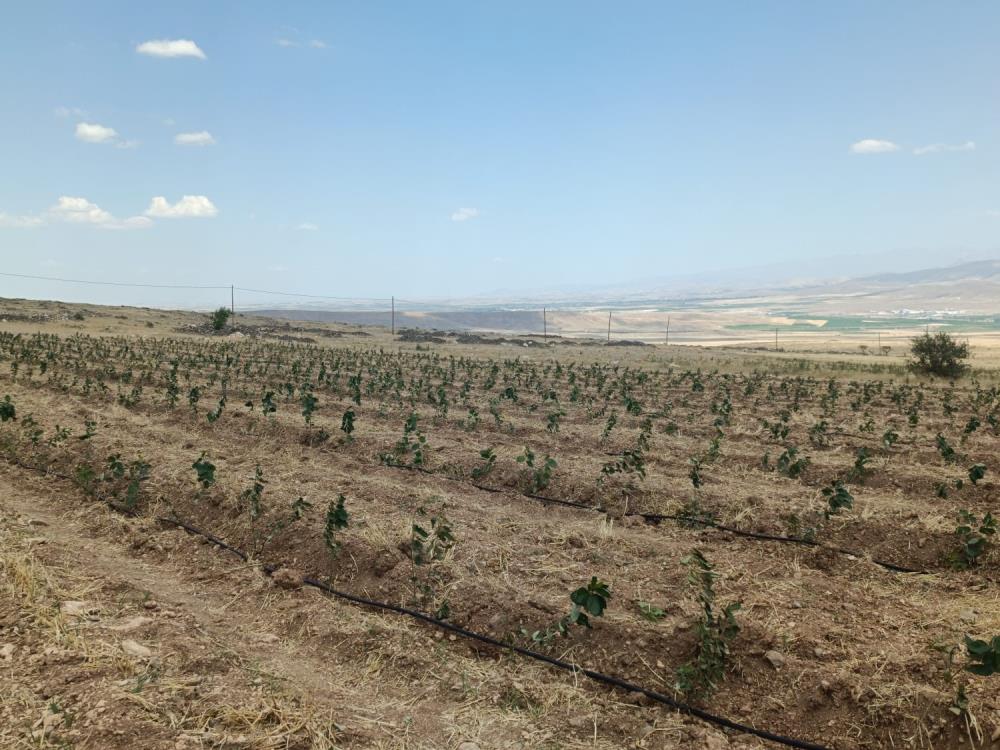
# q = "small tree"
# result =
<box><xmin>211</xmin><ymin>307</ymin><xmax>232</xmax><ymax>331</ymax></box>
<box><xmin>909</xmin><ymin>332</ymin><xmax>969</xmax><ymax>378</ymax></box>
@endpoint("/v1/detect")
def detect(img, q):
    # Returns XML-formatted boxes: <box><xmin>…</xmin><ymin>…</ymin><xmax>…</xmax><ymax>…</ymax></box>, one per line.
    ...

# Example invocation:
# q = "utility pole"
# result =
<box><xmin>607</xmin><ymin>311</ymin><xmax>612</xmax><ymax>343</ymax></box>
<box><xmin>877</xmin><ymin>331</ymin><xmax>881</xmax><ymax>355</ymax></box>
<box><xmin>230</xmin><ymin>285</ymin><xmax>234</xmax><ymax>314</ymax></box>
<box><xmin>391</xmin><ymin>296</ymin><xmax>395</xmax><ymax>336</ymax></box>
<box><xmin>775</xmin><ymin>327</ymin><xmax>778</xmax><ymax>351</ymax></box>
<box><xmin>542</xmin><ymin>307</ymin><xmax>547</xmax><ymax>340</ymax></box>
<box><xmin>665</xmin><ymin>315</ymin><xmax>670</xmax><ymax>346</ymax></box>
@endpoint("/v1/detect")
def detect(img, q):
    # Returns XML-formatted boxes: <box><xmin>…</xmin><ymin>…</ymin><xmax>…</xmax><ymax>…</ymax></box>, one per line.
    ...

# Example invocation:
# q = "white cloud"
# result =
<box><xmin>136</xmin><ymin>39</ymin><xmax>206</xmax><ymax>59</ymax></box>
<box><xmin>850</xmin><ymin>139</ymin><xmax>900</xmax><ymax>154</ymax></box>
<box><xmin>986</xmin><ymin>209</ymin><xmax>1000</xmax><ymax>218</ymax></box>
<box><xmin>276</xmin><ymin>38</ymin><xmax>297</xmax><ymax>47</ymax></box>
<box><xmin>75</xmin><ymin>122</ymin><xmax>118</xmax><ymax>144</ymax></box>
<box><xmin>51</xmin><ymin>196</ymin><xmax>112</xmax><ymax>224</ymax></box>
<box><xmin>309</xmin><ymin>39</ymin><xmax>327</xmax><ymax>49</ymax></box>
<box><xmin>174</xmin><ymin>130</ymin><xmax>216</xmax><ymax>146</ymax></box>
<box><xmin>49</xmin><ymin>196</ymin><xmax>152</xmax><ymax>230</ymax></box>
<box><xmin>145</xmin><ymin>195</ymin><xmax>218</xmax><ymax>218</ymax></box>
<box><xmin>451</xmin><ymin>207</ymin><xmax>480</xmax><ymax>222</ymax></box>
<box><xmin>914</xmin><ymin>140</ymin><xmax>975</xmax><ymax>156</ymax></box>
<box><xmin>296</xmin><ymin>222</ymin><xmax>318</xmax><ymax>231</ymax></box>
<box><xmin>0</xmin><ymin>212</ymin><xmax>44</xmax><ymax>228</ymax></box>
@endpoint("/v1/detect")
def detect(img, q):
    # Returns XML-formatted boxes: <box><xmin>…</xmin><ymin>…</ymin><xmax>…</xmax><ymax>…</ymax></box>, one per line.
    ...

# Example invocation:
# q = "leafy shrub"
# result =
<box><xmin>525</xmin><ymin>577</ymin><xmax>612</xmax><ymax>645</ymax></box>
<box><xmin>410</xmin><ymin>510</ymin><xmax>455</xmax><ymax>564</ymax></box>
<box><xmin>776</xmin><ymin>446</ymin><xmax>809</xmax><ymax>479</ymax></box>
<box><xmin>951</xmin><ymin>510</ymin><xmax>996</xmax><ymax>568</ymax></box>
<box><xmin>965</xmin><ymin>635</ymin><xmax>1000</xmax><ymax>676</ymax></box>
<box><xmin>821</xmin><ymin>480</ymin><xmax>854</xmax><ymax>518</ymax></box>
<box><xmin>192</xmin><ymin>452</ymin><xmax>216</xmax><ymax>489</ymax></box>
<box><xmin>675</xmin><ymin>550</ymin><xmax>741</xmax><ymax>698</ymax></box>
<box><xmin>471</xmin><ymin>447</ymin><xmax>496</xmax><ymax>480</ymax></box>
<box><xmin>324</xmin><ymin>494</ymin><xmax>349</xmax><ymax>556</ymax></box>
<box><xmin>0</xmin><ymin>395</ymin><xmax>15</xmax><ymax>422</ymax></box>
<box><xmin>909</xmin><ymin>332</ymin><xmax>969</xmax><ymax>378</ymax></box>
<box><xmin>968</xmin><ymin>463</ymin><xmax>987</xmax><ymax>485</ymax></box>
<box><xmin>340</xmin><ymin>408</ymin><xmax>355</xmax><ymax>440</ymax></box>
<box><xmin>210</xmin><ymin>307</ymin><xmax>232</xmax><ymax>331</ymax></box>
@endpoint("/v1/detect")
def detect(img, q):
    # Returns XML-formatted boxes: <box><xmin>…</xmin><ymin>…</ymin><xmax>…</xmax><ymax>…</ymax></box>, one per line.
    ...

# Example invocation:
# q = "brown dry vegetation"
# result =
<box><xmin>1</xmin><ymin>298</ymin><xmax>999</xmax><ymax>750</ymax></box>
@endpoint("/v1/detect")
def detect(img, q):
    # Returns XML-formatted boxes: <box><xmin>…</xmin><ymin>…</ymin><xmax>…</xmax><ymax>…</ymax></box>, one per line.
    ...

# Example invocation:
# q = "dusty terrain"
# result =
<box><xmin>1</xmin><ymin>297</ymin><xmax>999</xmax><ymax>749</ymax></box>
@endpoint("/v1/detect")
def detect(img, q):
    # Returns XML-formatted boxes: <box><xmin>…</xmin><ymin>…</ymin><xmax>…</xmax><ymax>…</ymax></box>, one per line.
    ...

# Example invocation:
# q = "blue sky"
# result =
<box><xmin>1</xmin><ymin>1</ymin><xmax>998</xmax><ymax>307</ymax></box>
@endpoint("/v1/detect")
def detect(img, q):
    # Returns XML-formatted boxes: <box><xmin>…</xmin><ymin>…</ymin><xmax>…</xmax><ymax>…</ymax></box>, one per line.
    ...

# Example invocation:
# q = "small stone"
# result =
<box><xmin>254</xmin><ymin>633</ymin><xmax>280</xmax><ymax>644</ymax></box>
<box><xmin>959</xmin><ymin>609</ymin><xmax>977</xmax><ymax>624</ymax></box>
<box><xmin>0</xmin><ymin>643</ymin><xmax>15</xmax><ymax>661</ymax></box>
<box><xmin>457</xmin><ymin>743</ymin><xmax>481</xmax><ymax>750</ymax></box>
<box><xmin>814</xmin><ymin>647</ymin><xmax>829</xmax><ymax>659</ymax></box>
<box><xmin>60</xmin><ymin>601</ymin><xmax>94</xmax><ymax>617</ymax></box>
<box><xmin>764</xmin><ymin>650</ymin><xmax>786</xmax><ymax>669</ymax></box>
<box><xmin>271</xmin><ymin>567</ymin><xmax>304</xmax><ymax>590</ymax></box>
<box><xmin>107</xmin><ymin>616</ymin><xmax>153</xmax><ymax>632</ymax></box>
<box><xmin>121</xmin><ymin>639</ymin><xmax>152</xmax><ymax>659</ymax></box>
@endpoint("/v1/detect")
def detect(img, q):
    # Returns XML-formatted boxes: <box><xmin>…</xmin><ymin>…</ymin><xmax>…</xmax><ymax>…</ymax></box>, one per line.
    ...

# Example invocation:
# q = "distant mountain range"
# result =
<box><xmin>252</xmin><ymin>258</ymin><xmax>1000</xmax><ymax>316</ymax></box>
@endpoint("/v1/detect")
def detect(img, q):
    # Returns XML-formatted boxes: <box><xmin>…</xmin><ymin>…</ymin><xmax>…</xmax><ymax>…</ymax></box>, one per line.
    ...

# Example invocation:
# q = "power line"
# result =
<box><xmin>0</xmin><ymin>271</ymin><xmax>229</xmax><ymax>290</ymax></box>
<box><xmin>234</xmin><ymin>286</ymin><xmax>390</xmax><ymax>302</ymax></box>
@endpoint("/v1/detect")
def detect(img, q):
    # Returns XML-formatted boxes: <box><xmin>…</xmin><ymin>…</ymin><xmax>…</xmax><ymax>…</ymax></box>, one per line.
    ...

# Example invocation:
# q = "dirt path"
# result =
<box><xmin>0</xmin><ymin>462</ymin><xmax>727</xmax><ymax>749</ymax></box>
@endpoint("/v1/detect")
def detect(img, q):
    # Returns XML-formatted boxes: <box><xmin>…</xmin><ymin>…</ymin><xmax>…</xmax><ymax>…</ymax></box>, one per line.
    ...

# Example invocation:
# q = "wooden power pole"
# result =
<box><xmin>391</xmin><ymin>296</ymin><xmax>395</xmax><ymax>336</ymax></box>
<box><xmin>542</xmin><ymin>307</ymin><xmax>547</xmax><ymax>340</ymax></box>
<box><xmin>607</xmin><ymin>311</ymin><xmax>612</xmax><ymax>342</ymax></box>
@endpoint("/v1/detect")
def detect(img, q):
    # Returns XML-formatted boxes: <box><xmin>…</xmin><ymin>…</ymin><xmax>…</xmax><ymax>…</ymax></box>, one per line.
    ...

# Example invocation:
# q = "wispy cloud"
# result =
<box><xmin>849</xmin><ymin>139</ymin><xmax>900</xmax><ymax>154</ymax></box>
<box><xmin>54</xmin><ymin>106</ymin><xmax>86</xmax><ymax>119</ymax></box>
<box><xmin>296</xmin><ymin>222</ymin><xmax>319</xmax><ymax>231</ymax></box>
<box><xmin>174</xmin><ymin>130</ymin><xmax>216</xmax><ymax>146</ymax></box>
<box><xmin>136</xmin><ymin>39</ymin><xmax>206</xmax><ymax>59</ymax></box>
<box><xmin>274</xmin><ymin>33</ymin><xmax>327</xmax><ymax>50</ymax></box>
<box><xmin>75</xmin><ymin>122</ymin><xmax>118</xmax><ymax>144</ymax></box>
<box><xmin>451</xmin><ymin>207</ymin><xmax>480</xmax><ymax>222</ymax></box>
<box><xmin>913</xmin><ymin>140</ymin><xmax>975</xmax><ymax>156</ymax></box>
<box><xmin>0</xmin><ymin>212</ymin><xmax>44</xmax><ymax>228</ymax></box>
<box><xmin>145</xmin><ymin>195</ymin><xmax>218</xmax><ymax>218</ymax></box>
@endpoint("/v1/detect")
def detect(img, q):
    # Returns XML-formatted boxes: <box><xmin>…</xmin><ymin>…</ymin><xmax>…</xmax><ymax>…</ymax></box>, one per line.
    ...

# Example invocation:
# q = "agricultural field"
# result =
<box><xmin>1</xmin><ymin>302</ymin><xmax>999</xmax><ymax>750</ymax></box>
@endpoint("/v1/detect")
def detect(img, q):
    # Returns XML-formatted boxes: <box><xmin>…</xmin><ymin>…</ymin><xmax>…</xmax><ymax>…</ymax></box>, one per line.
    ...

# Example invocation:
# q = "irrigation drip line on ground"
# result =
<box><xmin>398</xmin><ymin>464</ymin><xmax>928</xmax><ymax>574</ymax></box>
<box><xmin>158</xmin><ymin>516</ymin><xmax>831</xmax><ymax>750</ymax></box>
<box><xmin>0</xmin><ymin>451</ymin><xmax>833</xmax><ymax>748</ymax></box>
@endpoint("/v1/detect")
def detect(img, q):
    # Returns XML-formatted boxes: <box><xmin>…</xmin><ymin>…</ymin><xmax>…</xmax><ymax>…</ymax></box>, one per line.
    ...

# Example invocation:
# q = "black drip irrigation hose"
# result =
<box><xmin>159</xmin><ymin>516</ymin><xmax>830</xmax><ymax>750</ymax></box>
<box><xmin>0</xmin><ymin>453</ymin><xmax>832</xmax><ymax>748</ymax></box>
<box><xmin>398</xmin><ymin>464</ymin><xmax>927</xmax><ymax>574</ymax></box>
<box><xmin>0</xmin><ymin>452</ymin><xmax>926</xmax><ymax>576</ymax></box>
